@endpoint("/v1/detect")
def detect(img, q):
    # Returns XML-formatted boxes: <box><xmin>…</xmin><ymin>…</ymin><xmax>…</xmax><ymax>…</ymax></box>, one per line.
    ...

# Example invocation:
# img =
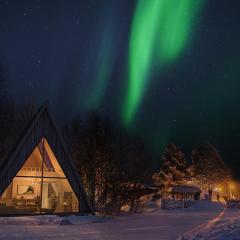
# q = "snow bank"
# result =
<box><xmin>0</xmin><ymin>215</ymin><xmax>104</xmax><ymax>226</ymax></box>
<box><xmin>181</xmin><ymin>200</ymin><xmax>224</xmax><ymax>212</ymax></box>
<box><xmin>143</xmin><ymin>198</ymin><xmax>224</xmax><ymax>214</ymax></box>
<box><xmin>178</xmin><ymin>216</ymin><xmax>240</xmax><ymax>240</ymax></box>
<box><xmin>178</xmin><ymin>207</ymin><xmax>240</xmax><ymax>240</ymax></box>
<box><xmin>142</xmin><ymin>199</ymin><xmax>161</xmax><ymax>213</ymax></box>
<box><xmin>61</xmin><ymin>215</ymin><xmax>104</xmax><ymax>225</ymax></box>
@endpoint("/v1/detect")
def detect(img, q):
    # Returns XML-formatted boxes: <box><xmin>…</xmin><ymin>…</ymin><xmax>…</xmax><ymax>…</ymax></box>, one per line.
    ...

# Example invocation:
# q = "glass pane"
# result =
<box><xmin>16</xmin><ymin>138</ymin><xmax>66</xmax><ymax>178</ymax></box>
<box><xmin>0</xmin><ymin>177</ymin><xmax>41</xmax><ymax>215</ymax></box>
<box><xmin>41</xmin><ymin>178</ymin><xmax>79</xmax><ymax>213</ymax></box>
<box><xmin>16</xmin><ymin>144</ymin><xmax>43</xmax><ymax>177</ymax></box>
<box><xmin>42</xmin><ymin>139</ymin><xmax>66</xmax><ymax>178</ymax></box>
<box><xmin>0</xmin><ymin>177</ymin><xmax>79</xmax><ymax>215</ymax></box>
<box><xmin>0</xmin><ymin>138</ymin><xmax>79</xmax><ymax>215</ymax></box>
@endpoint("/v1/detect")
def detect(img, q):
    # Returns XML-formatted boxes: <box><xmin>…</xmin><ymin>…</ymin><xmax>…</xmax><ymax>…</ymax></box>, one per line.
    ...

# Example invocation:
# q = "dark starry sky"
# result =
<box><xmin>0</xmin><ymin>0</ymin><xmax>240</xmax><ymax>174</ymax></box>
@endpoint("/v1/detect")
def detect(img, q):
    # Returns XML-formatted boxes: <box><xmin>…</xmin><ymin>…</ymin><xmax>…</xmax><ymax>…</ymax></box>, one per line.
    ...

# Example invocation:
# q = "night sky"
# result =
<box><xmin>0</xmin><ymin>0</ymin><xmax>240</xmax><ymax>174</ymax></box>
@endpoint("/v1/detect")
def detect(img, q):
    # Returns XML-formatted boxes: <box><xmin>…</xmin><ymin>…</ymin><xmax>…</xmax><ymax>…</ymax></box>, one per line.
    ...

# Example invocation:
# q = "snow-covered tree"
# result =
<box><xmin>153</xmin><ymin>144</ymin><xmax>188</xmax><ymax>195</ymax></box>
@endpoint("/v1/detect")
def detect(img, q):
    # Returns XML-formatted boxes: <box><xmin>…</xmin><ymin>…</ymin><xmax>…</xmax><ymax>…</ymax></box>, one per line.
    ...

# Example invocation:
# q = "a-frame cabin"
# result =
<box><xmin>0</xmin><ymin>102</ymin><xmax>93</xmax><ymax>215</ymax></box>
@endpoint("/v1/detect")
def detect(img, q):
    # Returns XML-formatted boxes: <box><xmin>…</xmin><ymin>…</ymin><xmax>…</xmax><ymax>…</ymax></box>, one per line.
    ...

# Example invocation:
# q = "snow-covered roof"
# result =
<box><xmin>170</xmin><ymin>184</ymin><xmax>201</xmax><ymax>193</ymax></box>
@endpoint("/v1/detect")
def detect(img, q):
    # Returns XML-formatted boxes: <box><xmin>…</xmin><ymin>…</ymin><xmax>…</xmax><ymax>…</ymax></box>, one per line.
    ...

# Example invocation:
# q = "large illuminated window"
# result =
<box><xmin>0</xmin><ymin>138</ymin><xmax>79</xmax><ymax>215</ymax></box>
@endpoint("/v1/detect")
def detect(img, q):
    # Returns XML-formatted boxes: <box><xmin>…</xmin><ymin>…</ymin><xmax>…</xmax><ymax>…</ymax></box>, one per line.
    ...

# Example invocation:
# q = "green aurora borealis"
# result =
<box><xmin>122</xmin><ymin>0</ymin><xmax>205</xmax><ymax>126</ymax></box>
<box><xmin>2</xmin><ymin>0</ymin><xmax>240</xmax><ymax>174</ymax></box>
<box><xmin>83</xmin><ymin>23</ymin><xmax>116</xmax><ymax>111</ymax></box>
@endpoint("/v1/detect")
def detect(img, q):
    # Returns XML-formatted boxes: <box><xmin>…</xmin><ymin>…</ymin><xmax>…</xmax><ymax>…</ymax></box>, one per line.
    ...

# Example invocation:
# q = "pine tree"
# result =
<box><xmin>153</xmin><ymin>144</ymin><xmax>188</xmax><ymax>194</ymax></box>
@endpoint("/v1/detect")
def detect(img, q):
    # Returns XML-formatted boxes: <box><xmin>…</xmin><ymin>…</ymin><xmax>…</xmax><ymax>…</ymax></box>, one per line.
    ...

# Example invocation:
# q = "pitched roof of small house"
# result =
<box><xmin>0</xmin><ymin>102</ymin><xmax>93</xmax><ymax>214</ymax></box>
<box><xmin>170</xmin><ymin>184</ymin><xmax>201</xmax><ymax>193</ymax></box>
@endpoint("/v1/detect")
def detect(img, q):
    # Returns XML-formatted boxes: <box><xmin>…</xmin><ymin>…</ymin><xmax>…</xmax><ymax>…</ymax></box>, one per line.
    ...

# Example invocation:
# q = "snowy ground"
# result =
<box><xmin>178</xmin><ymin>208</ymin><xmax>240</xmax><ymax>240</ymax></box>
<box><xmin>0</xmin><ymin>201</ymin><xmax>235</xmax><ymax>240</ymax></box>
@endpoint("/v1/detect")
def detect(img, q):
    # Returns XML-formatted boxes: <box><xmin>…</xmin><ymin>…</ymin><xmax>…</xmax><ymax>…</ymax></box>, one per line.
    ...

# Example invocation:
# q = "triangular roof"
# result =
<box><xmin>0</xmin><ymin>102</ymin><xmax>93</xmax><ymax>214</ymax></box>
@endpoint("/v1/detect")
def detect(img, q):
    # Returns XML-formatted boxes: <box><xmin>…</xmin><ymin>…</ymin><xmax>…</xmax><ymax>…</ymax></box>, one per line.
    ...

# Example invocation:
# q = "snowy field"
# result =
<box><xmin>0</xmin><ymin>201</ymin><xmax>238</xmax><ymax>240</ymax></box>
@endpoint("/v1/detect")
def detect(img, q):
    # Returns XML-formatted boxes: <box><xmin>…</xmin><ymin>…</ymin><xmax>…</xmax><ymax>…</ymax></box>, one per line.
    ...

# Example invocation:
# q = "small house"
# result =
<box><xmin>169</xmin><ymin>184</ymin><xmax>201</xmax><ymax>201</ymax></box>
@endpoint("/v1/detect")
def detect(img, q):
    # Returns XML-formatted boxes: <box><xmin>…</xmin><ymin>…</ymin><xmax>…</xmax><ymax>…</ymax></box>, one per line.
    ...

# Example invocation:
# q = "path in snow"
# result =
<box><xmin>0</xmin><ymin>201</ymin><xmax>226</xmax><ymax>240</ymax></box>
